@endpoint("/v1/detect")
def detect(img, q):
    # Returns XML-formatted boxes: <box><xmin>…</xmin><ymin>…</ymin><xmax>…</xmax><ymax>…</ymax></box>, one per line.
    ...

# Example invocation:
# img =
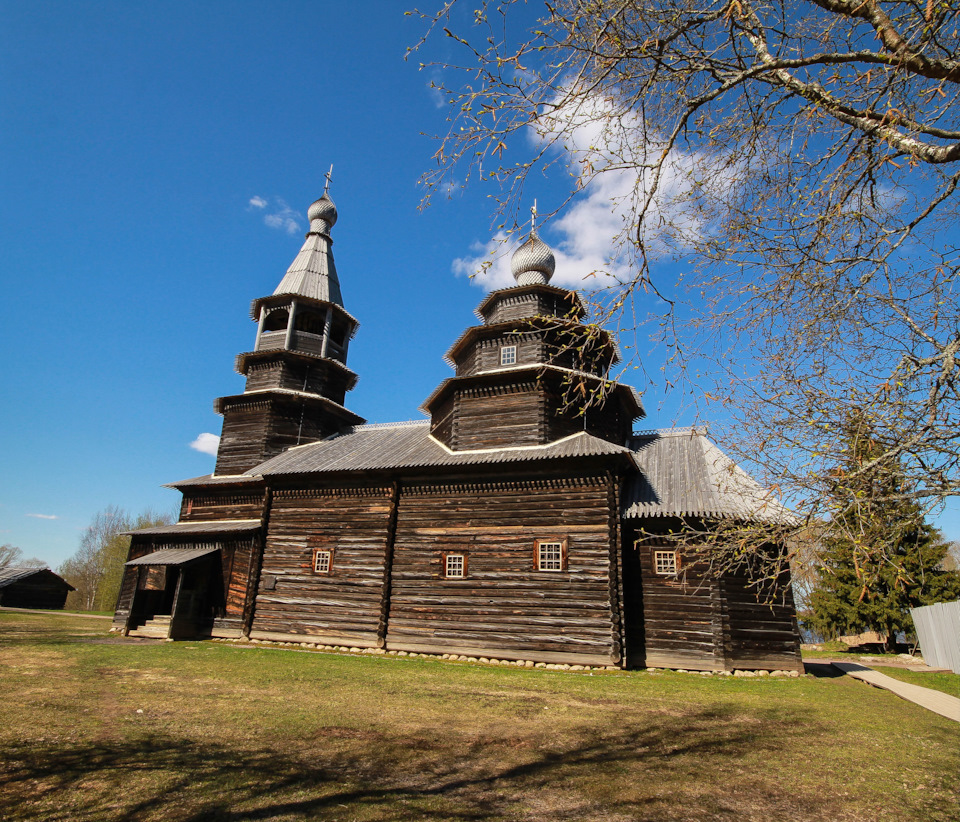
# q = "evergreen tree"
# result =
<box><xmin>810</xmin><ymin>411</ymin><xmax>960</xmax><ymax>650</ymax></box>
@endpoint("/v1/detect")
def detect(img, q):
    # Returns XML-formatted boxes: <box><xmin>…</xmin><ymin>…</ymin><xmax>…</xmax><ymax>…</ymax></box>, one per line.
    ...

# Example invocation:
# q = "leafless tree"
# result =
<box><xmin>59</xmin><ymin>507</ymin><xmax>173</xmax><ymax>611</ymax></box>
<box><xmin>0</xmin><ymin>544</ymin><xmax>45</xmax><ymax>572</ymax></box>
<box><xmin>412</xmin><ymin>0</ymin><xmax>959</xmax><ymax>580</ymax></box>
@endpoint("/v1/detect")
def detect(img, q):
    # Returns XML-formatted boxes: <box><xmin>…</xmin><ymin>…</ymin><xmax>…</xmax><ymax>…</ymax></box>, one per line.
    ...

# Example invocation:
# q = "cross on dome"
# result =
<box><xmin>511</xmin><ymin>199</ymin><xmax>555</xmax><ymax>286</ymax></box>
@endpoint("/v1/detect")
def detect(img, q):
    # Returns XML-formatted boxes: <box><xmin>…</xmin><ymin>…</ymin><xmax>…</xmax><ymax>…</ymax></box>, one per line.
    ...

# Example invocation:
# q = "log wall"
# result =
<box><xmin>721</xmin><ymin>572</ymin><xmax>803</xmax><ymax>671</ymax></box>
<box><xmin>386</xmin><ymin>476</ymin><xmax>620</xmax><ymax>666</ymax></box>
<box><xmin>483</xmin><ymin>290</ymin><xmax>574</xmax><ymax>325</ymax></box>
<box><xmin>242</xmin><ymin>359</ymin><xmax>349</xmax><ymax>403</ymax></box>
<box><xmin>630</xmin><ymin>528</ymin><xmax>803</xmax><ymax>671</ymax></box>
<box><xmin>636</xmin><ymin>541</ymin><xmax>727</xmax><ymax>671</ymax></box>
<box><xmin>451</xmin><ymin>382</ymin><xmax>544</xmax><ymax>449</ymax></box>
<box><xmin>215</xmin><ymin>397</ymin><xmax>342</xmax><ymax>475</ymax></box>
<box><xmin>250</xmin><ymin>487</ymin><xmax>394</xmax><ymax>645</ymax></box>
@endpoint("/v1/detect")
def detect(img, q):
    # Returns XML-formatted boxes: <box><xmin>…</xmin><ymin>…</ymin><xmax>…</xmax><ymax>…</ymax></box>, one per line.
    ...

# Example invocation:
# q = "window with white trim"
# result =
<box><xmin>313</xmin><ymin>549</ymin><xmax>333</xmax><ymax>575</ymax></box>
<box><xmin>535</xmin><ymin>539</ymin><xmax>566</xmax><ymax>572</ymax></box>
<box><xmin>500</xmin><ymin>345</ymin><xmax>517</xmax><ymax>366</ymax></box>
<box><xmin>654</xmin><ymin>550</ymin><xmax>678</xmax><ymax>575</ymax></box>
<box><xmin>444</xmin><ymin>553</ymin><xmax>466</xmax><ymax>578</ymax></box>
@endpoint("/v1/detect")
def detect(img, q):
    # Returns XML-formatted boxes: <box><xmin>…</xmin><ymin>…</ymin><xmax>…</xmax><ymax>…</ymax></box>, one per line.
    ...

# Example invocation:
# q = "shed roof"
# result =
<box><xmin>622</xmin><ymin>428</ymin><xmax>794</xmax><ymax>523</ymax></box>
<box><xmin>164</xmin><ymin>473</ymin><xmax>264</xmax><ymax>490</ymax></box>
<box><xmin>125</xmin><ymin>547</ymin><xmax>221</xmax><ymax>566</ymax></box>
<box><xmin>123</xmin><ymin>519</ymin><xmax>262</xmax><ymax>536</ymax></box>
<box><xmin>249</xmin><ymin>421</ymin><xmax>635</xmax><ymax>477</ymax></box>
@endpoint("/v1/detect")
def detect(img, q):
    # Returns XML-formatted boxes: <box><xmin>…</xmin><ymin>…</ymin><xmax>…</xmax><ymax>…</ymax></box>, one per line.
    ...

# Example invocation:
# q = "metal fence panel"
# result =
<box><xmin>910</xmin><ymin>600</ymin><xmax>960</xmax><ymax>674</ymax></box>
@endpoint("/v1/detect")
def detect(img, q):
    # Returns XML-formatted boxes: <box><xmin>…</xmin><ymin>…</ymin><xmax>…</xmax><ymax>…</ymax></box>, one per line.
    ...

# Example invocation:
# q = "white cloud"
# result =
<box><xmin>26</xmin><ymin>513</ymin><xmax>59</xmax><ymax>520</ymax></box>
<box><xmin>190</xmin><ymin>433</ymin><xmax>221</xmax><ymax>456</ymax></box>
<box><xmin>249</xmin><ymin>196</ymin><xmax>303</xmax><ymax>235</ymax></box>
<box><xmin>453</xmin><ymin>89</ymin><xmax>728</xmax><ymax>292</ymax></box>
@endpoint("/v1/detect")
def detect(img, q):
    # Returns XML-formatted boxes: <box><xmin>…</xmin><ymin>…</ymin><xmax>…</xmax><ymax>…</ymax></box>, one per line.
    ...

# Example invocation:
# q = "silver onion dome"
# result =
<box><xmin>307</xmin><ymin>192</ymin><xmax>338</xmax><ymax>234</ymax></box>
<box><xmin>510</xmin><ymin>231</ymin><xmax>555</xmax><ymax>286</ymax></box>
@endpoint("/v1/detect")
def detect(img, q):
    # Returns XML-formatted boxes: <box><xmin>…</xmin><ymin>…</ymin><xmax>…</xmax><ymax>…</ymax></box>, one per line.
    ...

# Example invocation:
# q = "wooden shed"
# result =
<box><xmin>0</xmin><ymin>567</ymin><xmax>75</xmax><ymax>610</ymax></box>
<box><xmin>114</xmin><ymin>187</ymin><xmax>802</xmax><ymax>672</ymax></box>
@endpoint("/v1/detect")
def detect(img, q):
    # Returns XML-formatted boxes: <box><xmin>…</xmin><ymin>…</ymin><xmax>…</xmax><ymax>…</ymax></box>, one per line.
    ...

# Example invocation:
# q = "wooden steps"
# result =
<box><xmin>129</xmin><ymin>615</ymin><xmax>171</xmax><ymax>638</ymax></box>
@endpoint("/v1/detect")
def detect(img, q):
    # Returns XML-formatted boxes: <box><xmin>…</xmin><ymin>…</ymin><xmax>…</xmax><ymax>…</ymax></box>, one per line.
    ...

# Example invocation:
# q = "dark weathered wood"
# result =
<box><xmin>250</xmin><ymin>487</ymin><xmax>394</xmax><ymax>645</ymax></box>
<box><xmin>385</xmin><ymin>475</ymin><xmax>620</xmax><ymax>663</ymax></box>
<box><xmin>0</xmin><ymin>570</ymin><xmax>73</xmax><ymax>610</ymax></box>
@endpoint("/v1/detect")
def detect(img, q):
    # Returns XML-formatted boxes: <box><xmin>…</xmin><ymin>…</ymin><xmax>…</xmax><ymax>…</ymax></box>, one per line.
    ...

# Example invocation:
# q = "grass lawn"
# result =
<box><xmin>1</xmin><ymin>612</ymin><xmax>957</xmax><ymax>821</ymax></box>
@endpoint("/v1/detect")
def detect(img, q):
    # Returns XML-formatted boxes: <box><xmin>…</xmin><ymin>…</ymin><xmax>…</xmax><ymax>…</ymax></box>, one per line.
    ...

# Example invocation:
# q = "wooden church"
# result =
<box><xmin>113</xmin><ymin>185</ymin><xmax>802</xmax><ymax>672</ymax></box>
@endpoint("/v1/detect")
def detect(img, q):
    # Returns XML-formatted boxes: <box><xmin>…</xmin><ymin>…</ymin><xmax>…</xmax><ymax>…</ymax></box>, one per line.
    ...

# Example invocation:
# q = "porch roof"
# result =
<box><xmin>125</xmin><ymin>547</ymin><xmax>221</xmax><ymax>566</ymax></box>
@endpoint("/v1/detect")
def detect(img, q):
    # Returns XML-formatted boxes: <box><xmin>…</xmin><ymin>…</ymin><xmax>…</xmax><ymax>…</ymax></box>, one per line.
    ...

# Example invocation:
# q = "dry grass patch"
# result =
<box><xmin>0</xmin><ymin>611</ymin><xmax>957</xmax><ymax>821</ymax></box>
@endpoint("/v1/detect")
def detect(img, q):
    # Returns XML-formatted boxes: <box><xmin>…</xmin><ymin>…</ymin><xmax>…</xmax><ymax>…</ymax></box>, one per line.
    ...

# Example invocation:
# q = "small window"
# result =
<box><xmin>535</xmin><ymin>539</ymin><xmax>566</xmax><ymax>572</ymax></box>
<box><xmin>313</xmin><ymin>549</ymin><xmax>333</xmax><ymax>575</ymax></box>
<box><xmin>500</xmin><ymin>345</ymin><xmax>517</xmax><ymax>366</ymax></box>
<box><xmin>654</xmin><ymin>550</ymin><xmax>678</xmax><ymax>575</ymax></box>
<box><xmin>443</xmin><ymin>553</ymin><xmax>467</xmax><ymax>579</ymax></box>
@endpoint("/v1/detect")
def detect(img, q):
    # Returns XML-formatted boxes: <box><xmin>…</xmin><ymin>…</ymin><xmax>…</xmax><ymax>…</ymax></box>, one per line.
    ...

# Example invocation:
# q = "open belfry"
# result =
<box><xmin>114</xmin><ymin>183</ymin><xmax>803</xmax><ymax>672</ymax></box>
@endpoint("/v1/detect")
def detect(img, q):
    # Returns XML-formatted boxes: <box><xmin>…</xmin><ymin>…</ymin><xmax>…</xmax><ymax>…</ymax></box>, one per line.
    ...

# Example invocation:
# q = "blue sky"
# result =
<box><xmin>2</xmin><ymin>2</ymin><xmax>956</xmax><ymax>568</ymax></box>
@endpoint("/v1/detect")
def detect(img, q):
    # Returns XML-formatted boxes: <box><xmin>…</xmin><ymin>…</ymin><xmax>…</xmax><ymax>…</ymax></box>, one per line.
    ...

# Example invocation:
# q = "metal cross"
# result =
<box><xmin>324</xmin><ymin>164</ymin><xmax>334</xmax><ymax>194</ymax></box>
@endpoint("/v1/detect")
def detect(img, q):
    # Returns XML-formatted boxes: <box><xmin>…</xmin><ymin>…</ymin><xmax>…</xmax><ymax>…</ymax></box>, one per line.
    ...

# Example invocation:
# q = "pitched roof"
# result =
<box><xmin>272</xmin><ymin>230</ymin><xmax>343</xmax><ymax>306</ymax></box>
<box><xmin>621</xmin><ymin>428</ymin><xmax>795</xmax><ymax>523</ymax></box>
<box><xmin>0</xmin><ymin>566</ymin><xmax>73</xmax><ymax>590</ymax></box>
<box><xmin>249</xmin><ymin>421</ymin><xmax>635</xmax><ymax>476</ymax></box>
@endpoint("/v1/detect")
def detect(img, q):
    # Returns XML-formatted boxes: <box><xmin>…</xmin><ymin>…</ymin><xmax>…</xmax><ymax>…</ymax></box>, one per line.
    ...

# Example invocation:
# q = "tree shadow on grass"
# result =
<box><xmin>0</xmin><ymin>706</ymin><xmax>887</xmax><ymax>822</ymax></box>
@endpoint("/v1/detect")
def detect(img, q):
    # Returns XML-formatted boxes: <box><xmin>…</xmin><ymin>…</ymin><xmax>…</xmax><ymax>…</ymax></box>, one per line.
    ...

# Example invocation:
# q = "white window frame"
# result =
<box><xmin>500</xmin><ymin>345</ymin><xmax>517</xmax><ymax>366</ymax></box>
<box><xmin>535</xmin><ymin>539</ymin><xmax>566</xmax><ymax>572</ymax></box>
<box><xmin>313</xmin><ymin>548</ymin><xmax>333</xmax><ymax>575</ymax></box>
<box><xmin>654</xmin><ymin>550</ymin><xmax>678</xmax><ymax>576</ymax></box>
<box><xmin>443</xmin><ymin>552</ymin><xmax>466</xmax><ymax>579</ymax></box>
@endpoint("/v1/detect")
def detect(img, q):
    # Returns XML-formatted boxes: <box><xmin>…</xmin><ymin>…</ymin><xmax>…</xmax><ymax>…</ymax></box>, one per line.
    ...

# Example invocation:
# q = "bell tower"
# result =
<box><xmin>213</xmin><ymin>177</ymin><xmax>364</xmax><ymax>475</ymax></box>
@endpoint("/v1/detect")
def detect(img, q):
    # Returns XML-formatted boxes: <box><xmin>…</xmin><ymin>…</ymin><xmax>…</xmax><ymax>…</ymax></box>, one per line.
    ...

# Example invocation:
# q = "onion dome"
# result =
<box><xmin>307</xmin><ymin>192</ymin><xmax>338</xmax><ymax>236</ymax></box>
<box><xmin>511</xmin><ymin>230</ymin><xmax>555</xmax><ymax>286</ymax></box>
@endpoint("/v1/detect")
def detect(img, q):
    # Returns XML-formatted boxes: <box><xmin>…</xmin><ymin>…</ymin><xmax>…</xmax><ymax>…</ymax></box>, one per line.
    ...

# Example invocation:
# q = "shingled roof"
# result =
<box><xmin>249</xmin><ymin>420</ymin><xmax>636</xmax><ymax>476</ymax></box>
<box><xmin>621</xmin><ymin>428</ymin><xmax>794</xmax><ymax>523</ymax></box>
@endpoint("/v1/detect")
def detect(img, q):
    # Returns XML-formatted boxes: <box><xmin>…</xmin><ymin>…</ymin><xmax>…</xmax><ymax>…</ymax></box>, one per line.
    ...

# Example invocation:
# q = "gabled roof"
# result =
<box><xmin>0</xmin><ymin>566</ymin><xmax>74</xmax><ymax>590</ymax></box>
<box><xmin>622</xmin><ymin>428</ymin><xmax>795</xmax><ymax>523</ymax></box>
<box><xmin>249</xmin><ymin>421</ymin><xmax>635</xmax><ymax>477</ymax></box>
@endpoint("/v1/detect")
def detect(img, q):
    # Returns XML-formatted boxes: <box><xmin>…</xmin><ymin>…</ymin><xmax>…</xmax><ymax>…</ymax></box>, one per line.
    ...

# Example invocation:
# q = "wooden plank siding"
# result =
<box><xmin>180</xmin><ymin>493</ymin><xmax>265</xmax><ymax>522</ymax></box>
<box><xmin>250</xmin><ymin>487</ymin><xmax>395</xmax><ymax>646</ymax></box>
<box><xmin>385</xmin><ymin>476</ymin><xmax>621</xmax><ymax>666</ymax></box>
<box><xmin>112</xmin><ymin>537</ymin><xmax>156</xmax><ymax>628</ymax></box>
